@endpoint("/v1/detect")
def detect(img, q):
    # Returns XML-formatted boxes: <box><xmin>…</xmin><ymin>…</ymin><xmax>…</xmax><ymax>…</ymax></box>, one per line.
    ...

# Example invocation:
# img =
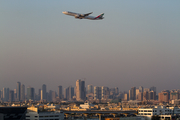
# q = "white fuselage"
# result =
<box><xmin>62</xmin><ymin>11</ymin><xmax>103</xmax><ymax>20</ymax></box>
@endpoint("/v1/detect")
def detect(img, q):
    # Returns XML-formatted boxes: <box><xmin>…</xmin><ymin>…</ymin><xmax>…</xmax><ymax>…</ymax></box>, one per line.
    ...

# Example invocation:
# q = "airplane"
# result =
<box><xmin>62</xmin><ymin>11</ymin><xmax>104</xmax><ymax>20</ymax></box>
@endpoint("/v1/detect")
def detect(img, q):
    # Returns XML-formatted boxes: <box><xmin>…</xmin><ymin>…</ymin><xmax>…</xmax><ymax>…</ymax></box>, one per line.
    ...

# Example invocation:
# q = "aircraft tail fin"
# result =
<box><xmin>95</xmin><ymin>13</ymin><xmax>104</xmax><ymax>19</ymax></box>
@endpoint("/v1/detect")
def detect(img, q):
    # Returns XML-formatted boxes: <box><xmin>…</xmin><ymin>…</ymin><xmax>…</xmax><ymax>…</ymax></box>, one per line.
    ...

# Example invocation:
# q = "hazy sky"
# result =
<box><xmin>1</xmin><ymin>0</ymin><xmax>180</xmax><ymax>93</ymax></box>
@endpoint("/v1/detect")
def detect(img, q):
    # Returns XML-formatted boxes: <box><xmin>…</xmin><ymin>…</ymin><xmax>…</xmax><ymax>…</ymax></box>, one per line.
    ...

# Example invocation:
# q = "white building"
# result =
<box><xmin>45</xmin><ymin>103</ymin><xmax>60</xmax><ymax>109</ymax></box>
<box><xmin>168</xmin><ymin>106</ymin><xmax>180</xmax><ymax>115</ymax></box>
<box><xmin>80</xmin><ymin>102</ymin><xmax>94</xmax><ymax>109</ymax></box>
<box><xmin>26</xmin><ymin>107</ymin><xmax>64</xmax><ymax>120</ymax></box>
<box><xmin>138</xmin><ymin>106</ymin><xmax>173</xmax><ymax>120</ymax></box>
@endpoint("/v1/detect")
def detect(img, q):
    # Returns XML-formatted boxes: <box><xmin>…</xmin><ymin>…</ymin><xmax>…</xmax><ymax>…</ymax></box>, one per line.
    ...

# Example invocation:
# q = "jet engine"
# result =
<box><xmin>74</xmin><ymin>14</ymin><xmax>83</xmax><ymax>19</ymax></box>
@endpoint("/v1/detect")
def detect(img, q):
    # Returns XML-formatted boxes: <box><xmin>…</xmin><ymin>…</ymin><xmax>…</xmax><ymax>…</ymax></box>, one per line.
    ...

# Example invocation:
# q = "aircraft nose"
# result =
<box><xmin>62</xmin><ymin>11</ymin><xmax>67</xmax><ymax>14</ymax></box>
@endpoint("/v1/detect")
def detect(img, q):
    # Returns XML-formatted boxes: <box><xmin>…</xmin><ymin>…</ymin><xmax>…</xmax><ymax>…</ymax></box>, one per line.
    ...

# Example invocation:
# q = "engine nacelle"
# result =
<box><xmin>75</xmin><ymin>15</ymin><xmax>83</xmax><ymax>19</ymax></box>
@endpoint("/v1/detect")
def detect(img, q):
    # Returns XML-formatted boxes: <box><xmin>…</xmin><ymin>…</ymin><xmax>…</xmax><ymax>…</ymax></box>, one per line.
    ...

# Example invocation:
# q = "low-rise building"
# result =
<box><xmin>105</xmin><ymin>117</ymin><xmax>145</xmax><ymax>120</ymax></box>
<box><xmin>80</xmin><ymin>102</ymin><xmax>94</xmax><ymax>109</ymax></box>
<box><xmin>26</xmin><ymin>106</ymin><xmax>64</xmax><ymax>120</ymax></box>
<box><xmin>44</xmin><ymin>103</ymin><xmax>60</xmax><ymax>109</ymax></box>
<box><xmin>168</xmin><ymin>106</ymin><xmax>180</xmax><ymax>115</ymax></box>
<box><xmin>138</xmin><ymin>106</ymin><xmax>173</xmax><ymax>120</ymax></box>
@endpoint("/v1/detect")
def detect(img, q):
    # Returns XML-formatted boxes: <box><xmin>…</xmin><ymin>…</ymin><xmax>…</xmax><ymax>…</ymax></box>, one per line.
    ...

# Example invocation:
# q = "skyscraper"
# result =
<box><xmin>67</xmin><ymin>86</ymin><xmax>74</xmax><ymax>100</ymax></box>
<box><xmin>110</xmin><ymin>88</ymin><xmax>115</xmax><ymax>95</ymax></box>
<box><xmin>64</xmin><ymin>88</ymin><xmax>67</xmax><ymax>99</ymax></box>
<box><xmin>17</xmin><ymin>82</ymin><xmax>21</xmax><ymax>101</ymax></box>
<box><xmin>48</xmin><ymin>90</ymin><xmax>52</xmax><ymax>102</ymax></box>
<box><xmin>124</xmin><ymin>93</ymin><xmax>129</xmax><ymax>101</ymax></box>
<box><xmin>76</xmin><ymin>79</ymin><xmax>85</xmax><ymax>101</ymax></box>
<box><xmin>81</xmin><ymin>81</ymin><xmax>86</xmax><ymax>100</ymax></box>
<box><xmin>101</xmin><ymin>86</ymin><xmax>109</xmax><ymax>99</ymax></box>
<box><xmin>143</xmin><ymin>91</ymin><xmax>149</xmax><ymax>101</ymax></box>
<box><xmin>58</xmin><ymin>86</ymin><xmax>62</xmax><ymax>99</ymax></box>
<box><xmin>149</xmin><ymin>91</ymin><xmax>156</xmax><ymax>100</ymax></box>
<box><xmin>170</xmin><ymin>90</ymin><xmax>179</xmax><ymax>100</ymax></box>
<box><xmin>41</xmin><ymin>90</ymin><xmax>43</xmax><ymax>100</ymax></box>
<box><xmin>101</xmin><ymin>86</ymin><xmax>105</xmax><ymax>99</ymax></box>
<box><xmin>27</xmin><ymin>87</ymin><xmax>35</xmax><ymax>101</ymax></box>
<box><xmin>21</xmin><ymin>84</ymin><xmax>25</xmax><ymax>101</ymax></box>
<box><xmin>94</xmin><ymin>86</ymin><xmax>101</xmax><ymax>100</ymax></box>
<box><xmin>129</xmin><ymin>87</ymin><xmax>136</xmax><ymax>100</ymax></box>
<box><xmin>87</xmin><ymin>84</ymin><xmax>93</xmax><ymax>94</ymax></box>
<box><xmin>6</xmin><ymin>88</ymin><xmax>9</xmax><ymax>101</ymax></box>
<box><xmin>139</xmin><ymin>86</ymin><xmax>144</xmax><ymax>93</ymax></box>
<box><xmin>158</xmin><ymin>91</ymin><xmax>169</xmax><ymax>103</ymax></box>
<box><xmin>3</xmin><ymin>88</ymin><xmax>7</xmax><ymax>101</ymax></box>
<box><xmin>42</xmin><ymin>84</ymin><xmax>47</xmax><ymax>100</ymax></box>
<box><xmin>9</xmin><ymin>90</ymin><xmax>14</xmax><ymax>102</ymax></box>
<box><xmin>51</xmin><ymin>91</ymin><xmax>56</xmax><ymax>102</ymax></box>
<box><xmin>136</xmin><ymin>88</ymin><xmax>140</xmax><ymax>100</ymax></box>
<box><xmin>115</xmin><ymin>87</ymin><xmax>119</xmax><ymax>95</ymax></box>
<box><xmin>150</xmin><ymin>86</ymin><xmax>156</xmax><ymax>92</ymax></box>
<box><xmin>144</xmin><ymin>88</ymin><xmax>150</xmax><ymax>92</ymax></box>
<box><xmin>0</xmin><ymin>90</ymin><xmax>1</xmax><ymax>100</ymax></box>
<box><xmin>137</xmin><ymin>92</ymin><xmax>143</xmax><ymax>101</ymax></box>
<box><xmin>14</xmin><ymin>89</ymin><xmax>17</xmax><ymax>101</ymax></box>
<box><xmin>38</xmin><ymin>89</ymin><xmax>41</xmax><ymax>101</ymax></box>
<box><xmin>76</xmin><ymin>80</ymin><xmax>81</xmax><ymax>101</ymax></box>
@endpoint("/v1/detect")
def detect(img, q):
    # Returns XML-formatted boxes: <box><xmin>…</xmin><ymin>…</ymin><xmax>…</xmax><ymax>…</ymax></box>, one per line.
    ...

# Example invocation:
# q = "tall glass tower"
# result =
<box><xmin>27</xmin><ymin>87</ymin><xmax>35</xmax><ymax>101</ymax></box>
<box><xmin>17</xmin><ymin>82</ymin><xmax>21</xmax><ymax>101</ymax></box>
<box><xmin>76</xmin><ymin>79</ymin><xmax>85</xmax><ymax>101</ymax></box>
<box><xmin>42</xmin><ymin>84</ymin><xmax>47</xmax><ymax>100</ymax></box>
<box><xmin>58</xmin><ymin>85</ymin><xmax>62</xmax><ymax>99</ymax></box>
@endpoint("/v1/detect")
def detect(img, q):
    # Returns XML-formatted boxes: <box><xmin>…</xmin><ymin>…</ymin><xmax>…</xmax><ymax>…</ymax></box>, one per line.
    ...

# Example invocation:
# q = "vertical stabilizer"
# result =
<box><xmin>95</xmin><ymin>13</ymin><xmax>104</xmax><ymax>19</ymax></box>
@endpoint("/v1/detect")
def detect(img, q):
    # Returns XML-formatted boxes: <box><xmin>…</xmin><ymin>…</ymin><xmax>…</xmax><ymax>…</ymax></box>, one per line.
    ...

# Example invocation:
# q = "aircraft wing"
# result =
<box><xmin>83</xmin><ymin>12</ymin><xmax>93</xmax><ymax>17</ymax></box>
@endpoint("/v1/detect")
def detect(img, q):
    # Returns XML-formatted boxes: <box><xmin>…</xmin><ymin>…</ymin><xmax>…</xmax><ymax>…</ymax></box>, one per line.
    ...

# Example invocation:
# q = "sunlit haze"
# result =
<box><xmin>1</xmin><ymin>0</ymin><xmax>180</xmax><ymax>93</ymax></box>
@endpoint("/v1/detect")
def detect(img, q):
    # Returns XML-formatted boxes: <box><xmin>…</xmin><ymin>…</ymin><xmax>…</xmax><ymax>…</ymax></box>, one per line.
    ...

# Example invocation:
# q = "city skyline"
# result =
<box><xmin>0</xmin><ymin>81</ymin><xmax>177</xmax><ymax>96</ymax></box>
<box><xmin>1</xmin><ymin>1</ymin><xmax>180</xmax><ymax>92</ymax></box>
<box><xmin>0</xmin><ymin>80</ymin><xmax>179</xmax><ymax>94</ymax></box>
<box><xmin>1</xmin><ymin>81</ymin><xmax>180</xmax><ymax>103</ymax></box>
